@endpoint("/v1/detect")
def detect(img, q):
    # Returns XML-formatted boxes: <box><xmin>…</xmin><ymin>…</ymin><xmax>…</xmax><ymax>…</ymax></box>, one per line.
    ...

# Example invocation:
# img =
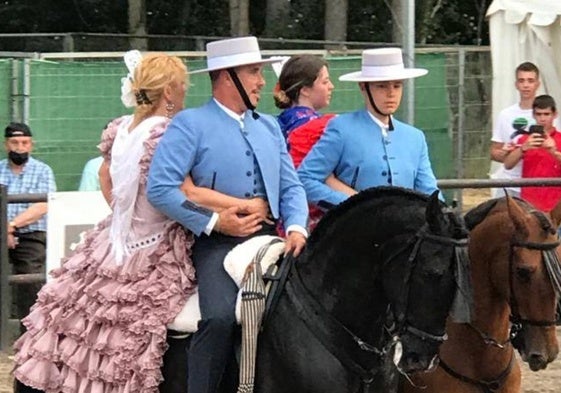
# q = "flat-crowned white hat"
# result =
<box><xmin>339</xmin><ymin>47</ymin><xmax>428</xmax><ymax>82</ymax></box>
<box><xmin>190</xmin><ymin>36</ymin><xmax>281</xmax><ymax>74</ymax></box>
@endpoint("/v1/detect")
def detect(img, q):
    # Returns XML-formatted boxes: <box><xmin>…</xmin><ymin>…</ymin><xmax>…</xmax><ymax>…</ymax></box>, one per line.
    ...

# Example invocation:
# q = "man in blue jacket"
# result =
<box><xmin>298</xmin><ymin>47</ymin><xmax>440</xmax><ymax>206</ymax></box>
<box><xmin>147</xmin><ymin>36</ymin><xmax>308</xmax><ymax>393</ymax></box>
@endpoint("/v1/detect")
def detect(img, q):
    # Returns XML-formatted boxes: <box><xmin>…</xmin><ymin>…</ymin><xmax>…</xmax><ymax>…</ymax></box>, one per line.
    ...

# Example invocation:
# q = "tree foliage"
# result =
<box><xmin>0</xmin><ymin>0</ymin><xmax>490</xmax><ymax>49</ymax></box>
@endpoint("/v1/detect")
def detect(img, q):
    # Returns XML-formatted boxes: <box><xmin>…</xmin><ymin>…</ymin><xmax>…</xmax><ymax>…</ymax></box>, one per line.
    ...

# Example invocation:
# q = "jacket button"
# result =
<box><xmin>245</xmin><ymin>192</ymin><xmax>251</xmax><ymax>197</ymax></box>
<box><xmin>381</xmin><ymin>171</ymin><xmax>387</xmax><ymax>176</ymax></box>
<box><xmin>246</xmin><ymin>150</ymin><xmax>251</xmax><ymax>156</ymax></box>
<box><xmin>246</xmin><ymin>171</ymin><xmax>252</xmax><ymax>176</ymax></box>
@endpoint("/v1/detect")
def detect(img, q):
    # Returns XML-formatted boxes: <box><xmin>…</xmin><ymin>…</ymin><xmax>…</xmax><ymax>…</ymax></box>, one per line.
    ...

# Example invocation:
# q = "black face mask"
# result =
<box><xmin>8</xmin><ymin>151</ymin><xmax>29</xmax><ymax>166</ymax></box>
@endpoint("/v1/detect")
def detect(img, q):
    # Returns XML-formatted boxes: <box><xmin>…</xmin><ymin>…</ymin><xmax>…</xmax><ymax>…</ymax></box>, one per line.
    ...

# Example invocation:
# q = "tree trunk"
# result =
<box><xmin>230</xmin><ymin>0</ymin><xmax>249</xmax><ymax>36</ymax></box>
<box><xmin>392</xmin><ymin>0</ymin><xmax>404</xmax><ymax>45</ymax></box>
<box><xmin>324</xmin><ymin>0</ymin><xmax>348</xmax><ymax>49</ymax></box>
<box><xmin>128</xmin><ymin>0</ymin><xmax>148</xmax><ymax>50</ymax></box>
<box><xmin>474</xmin><ymin>0</ymin><xmax>489</xmax><ymax>45</ymax></box>
<box><xmin>264</xmin><ymin>0</ymin><xmax>290</xmax><ymax>37</ymax></box>
<box><xmin>416</xmin><ymin>0</ymin><xmax>444</xmax><ymax>44</ymax></box>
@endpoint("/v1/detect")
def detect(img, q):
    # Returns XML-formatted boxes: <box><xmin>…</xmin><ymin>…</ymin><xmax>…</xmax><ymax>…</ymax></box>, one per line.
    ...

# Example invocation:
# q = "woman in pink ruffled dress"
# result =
<box><xmin>12</xmin><ymin>52</ymin><xmax>199</xmax><ymax>393</ymax></box>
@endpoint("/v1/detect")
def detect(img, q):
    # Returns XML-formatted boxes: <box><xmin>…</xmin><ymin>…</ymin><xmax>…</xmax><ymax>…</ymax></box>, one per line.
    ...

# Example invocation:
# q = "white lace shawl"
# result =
<box><xmin>109</xmin><ymin>115</ymin><xmax>167</xmax><ymax>265</ymax></box>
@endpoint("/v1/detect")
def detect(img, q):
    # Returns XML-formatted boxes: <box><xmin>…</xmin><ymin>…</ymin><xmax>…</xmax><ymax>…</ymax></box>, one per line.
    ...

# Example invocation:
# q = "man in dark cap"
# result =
<box><xmin>0</xmin><ymin>122</ymin><xmax>56</xmax><ymax>332</ymax></box>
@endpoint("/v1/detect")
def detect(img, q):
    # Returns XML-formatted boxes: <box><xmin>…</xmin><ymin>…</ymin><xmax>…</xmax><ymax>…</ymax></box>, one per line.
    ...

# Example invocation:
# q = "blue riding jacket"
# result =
<box><xmin>147</xmin><ymin>99</ymin><xmax>308</xmax><ymax>235</ymax></box>
<box><xmin>297</xmin><ymin>109</ymin><xmax>440</xmax><ymax>206</ymax></box>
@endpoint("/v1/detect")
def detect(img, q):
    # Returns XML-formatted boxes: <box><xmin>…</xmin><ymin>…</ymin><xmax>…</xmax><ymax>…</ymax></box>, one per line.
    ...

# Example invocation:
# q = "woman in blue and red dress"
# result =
<box><xmin>274</xmin><ymin>55</ymin><xmax>356</xmax><ymax>230</ymax></box>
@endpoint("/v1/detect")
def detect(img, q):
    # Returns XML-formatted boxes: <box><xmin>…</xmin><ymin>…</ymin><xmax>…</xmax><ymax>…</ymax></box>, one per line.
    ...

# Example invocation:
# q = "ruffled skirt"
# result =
<box><xmin>12</xmin><ymin>217</ymin><xmax>196</xmax><ymax>393</ymax></box>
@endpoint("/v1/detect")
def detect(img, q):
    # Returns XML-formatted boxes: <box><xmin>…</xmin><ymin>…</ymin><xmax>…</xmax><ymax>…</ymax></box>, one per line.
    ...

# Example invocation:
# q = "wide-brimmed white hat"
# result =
<box><xmin>339</xmin><ymin>48</ymin><xmax>428</xmax><ymax>82</ymax></box>
<box><xmin>190</xmin><ymin>36</ymin><xmax>281</xmax><ymax>74</ymax></box>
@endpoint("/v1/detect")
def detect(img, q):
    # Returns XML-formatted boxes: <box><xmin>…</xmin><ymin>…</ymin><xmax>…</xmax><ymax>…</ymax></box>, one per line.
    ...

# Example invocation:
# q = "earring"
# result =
<box><xmin>165</xmin><ymin>102</ymin><xmax>175</xmax><ymax>118</ymax></box>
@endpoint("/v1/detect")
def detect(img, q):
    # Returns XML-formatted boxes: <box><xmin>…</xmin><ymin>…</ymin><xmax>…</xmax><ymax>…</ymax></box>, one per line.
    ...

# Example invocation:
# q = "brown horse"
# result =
<box><xmin>401</xmin><ymin>195</ymin><xmax>561</xmax><ymax>393</ymax></box>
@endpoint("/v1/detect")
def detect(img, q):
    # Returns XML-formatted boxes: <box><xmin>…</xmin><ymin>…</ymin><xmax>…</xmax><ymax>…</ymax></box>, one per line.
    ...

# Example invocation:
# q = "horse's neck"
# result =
<box><xmin>439</xmin><ymin>232</ymin><xmax>514</xmax><ymax>375</ymax></box>
<box><xmin>297</xmin><ymin>201</ymin><xmax>419</xmax><ymax>340</ymax></box>
<box><xmin>469</xmin><ymin>220</ymin><xmax>514</xmax><ymax>344</ymax></box>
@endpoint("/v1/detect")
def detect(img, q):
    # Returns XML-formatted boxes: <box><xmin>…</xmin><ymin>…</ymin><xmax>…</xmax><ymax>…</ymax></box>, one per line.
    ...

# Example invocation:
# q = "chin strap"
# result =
<box><xmin>365</xmin><ymin>82</ymin><xmax>393</xmax><ymax>131</ymax></box>
<box><xmin>227</xmin><ymin>68</ymin><xmax>260</xmax><ymax>120</ymax></box>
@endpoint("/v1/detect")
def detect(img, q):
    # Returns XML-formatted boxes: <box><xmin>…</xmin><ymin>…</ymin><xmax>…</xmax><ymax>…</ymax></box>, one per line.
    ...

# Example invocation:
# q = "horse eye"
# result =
<box><xmin>515</xmin><ymin>266</ymin><xmax>533</xmax><ymax>283</ymax></box>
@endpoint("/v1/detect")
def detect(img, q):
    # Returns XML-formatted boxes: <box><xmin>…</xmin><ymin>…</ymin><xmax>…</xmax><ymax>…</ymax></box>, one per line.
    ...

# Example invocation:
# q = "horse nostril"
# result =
<box><xmin>528</xmin><ymin>354</ymin><xmax>547</xmax><ymax>371</ymax></box>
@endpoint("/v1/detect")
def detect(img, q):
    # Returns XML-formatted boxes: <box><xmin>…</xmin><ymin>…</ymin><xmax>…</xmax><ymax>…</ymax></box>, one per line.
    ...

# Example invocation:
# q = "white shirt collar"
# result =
<box><xmin>366</xmin><ymin>111</ymin><xmax>391</xmax><ymax>138</ymax></box>
<box><xmin>214</xmin><ymin>98</ymin><xmax>245</xmax><ymax>126</ymax></box>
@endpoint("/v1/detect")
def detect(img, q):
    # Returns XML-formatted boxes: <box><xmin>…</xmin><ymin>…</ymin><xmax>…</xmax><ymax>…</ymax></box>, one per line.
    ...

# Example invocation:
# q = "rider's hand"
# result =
<box><xmin>285</xmin><ymin>231</ymin><xmax>306</xmax><ymax>257</ymax></box>
<box><xmin>215</xmin><ymin>206</ymin><xmax>263</xmax><ymax>237</ymax></box>
<box><xmin>241</xmin><ymin>198</ymin><xmax>274</xmax><ymax>225</ymax></box>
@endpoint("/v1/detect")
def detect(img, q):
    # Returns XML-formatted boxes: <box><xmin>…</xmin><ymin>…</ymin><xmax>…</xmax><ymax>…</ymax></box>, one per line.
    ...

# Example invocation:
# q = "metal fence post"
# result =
<box><xmin>62</xmin><ymin>33</ymin><xmax>75</xmax><ymax>52</ymax></box>
<box><xmin>23</xmin><ymin>58</ymin><xmax>31</xmax><ymax>126</ymax></box>
<box><xmin>0</xmin><ymin>185</ymin><xmax>11</xmax><ymax>350</ymax></box>
<box><xmin>456</xmin><ymin>48</ymin><xmax>466</xmax><ymax>210</ymax></box>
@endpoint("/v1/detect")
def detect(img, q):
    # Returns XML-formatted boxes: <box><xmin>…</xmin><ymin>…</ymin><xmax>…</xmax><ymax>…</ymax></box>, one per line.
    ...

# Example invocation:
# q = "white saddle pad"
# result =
<box><xmin>167</xmin><ymin>235</ymin><xmax>285</xmax><ymax>333</ymax></box>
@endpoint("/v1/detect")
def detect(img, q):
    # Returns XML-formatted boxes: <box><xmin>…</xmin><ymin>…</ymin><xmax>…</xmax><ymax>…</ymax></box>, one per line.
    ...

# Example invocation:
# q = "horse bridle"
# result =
<box><xmin>464</xmin><ymin>235</ymin><xmax>561</xmax><ymax>349</ymax></box>
<box><xmin>439</xmin><ymin>230</ymin><xmax>560</xmax><ymax>392</ymax></box>
<box><xmin>509</xmin><ymin>237</ymin><xmax>560</xmax><ymax>330</ymax></box>
<box><xmin>386</xmin><ymin>224</ymin><xmax>469</xmax><ymax>344</ymax></box>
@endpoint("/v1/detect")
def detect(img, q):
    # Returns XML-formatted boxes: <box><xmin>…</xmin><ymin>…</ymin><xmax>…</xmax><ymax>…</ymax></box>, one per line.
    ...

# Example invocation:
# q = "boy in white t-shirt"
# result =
<box><xmin>489</xmin><ymin>62</ymin><xmax>540</xmax><ymax>198</ymax></box>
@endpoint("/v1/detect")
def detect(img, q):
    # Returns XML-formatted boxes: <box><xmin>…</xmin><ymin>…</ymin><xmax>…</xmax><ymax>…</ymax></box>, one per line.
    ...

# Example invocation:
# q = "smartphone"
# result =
<box><xmin>529</xmin><ymin>125</ymin><xmax>544</xmax><ymax>135</ymax></box>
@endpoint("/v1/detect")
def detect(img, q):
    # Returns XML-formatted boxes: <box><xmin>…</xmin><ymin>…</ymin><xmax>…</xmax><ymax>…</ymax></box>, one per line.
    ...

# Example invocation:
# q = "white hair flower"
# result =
<box><xmin>120</xmin><ymin>50</ymin><xmax>143</xmax><ymax>108</ymax></box>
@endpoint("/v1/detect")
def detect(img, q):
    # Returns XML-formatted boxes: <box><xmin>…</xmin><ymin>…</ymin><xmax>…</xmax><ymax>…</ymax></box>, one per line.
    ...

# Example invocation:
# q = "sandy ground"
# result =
<box><xmin>1</xmin><ymin>189</ymin><xmax>559</xmax><ymax>392</ymax></box>
<box><xmin>1</xmin><ymin>346</ymin><xmax>560</xmax><ymax>392</ymax></box>
<box><xmin>461</xmin><ymin>187</ymin><xmax>492</xmax><ymax>212</ymax></box>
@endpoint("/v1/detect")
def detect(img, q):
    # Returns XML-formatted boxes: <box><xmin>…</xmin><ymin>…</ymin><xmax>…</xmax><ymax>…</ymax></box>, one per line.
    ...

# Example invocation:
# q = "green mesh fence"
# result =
<box><xmin>27</xmin><ymin>60</ymin><xmax>127</xmax><ymax>190</ymax></box>
<box><xmin>15</xmin><ymin>53</ymin><xmax>451</xmax><ymax>191</ymax></box>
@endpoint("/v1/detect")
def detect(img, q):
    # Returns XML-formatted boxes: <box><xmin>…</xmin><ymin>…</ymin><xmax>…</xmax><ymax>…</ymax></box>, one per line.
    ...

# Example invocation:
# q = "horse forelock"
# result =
<box><xmin>443</xmin><ymin>208</ymin><xmax>469</xmax><ymax>239</ymax></box>
<box><xmin>464</xmin><ymin>198</ymin><xmax>499</xmax><ymax>230</ymax></box>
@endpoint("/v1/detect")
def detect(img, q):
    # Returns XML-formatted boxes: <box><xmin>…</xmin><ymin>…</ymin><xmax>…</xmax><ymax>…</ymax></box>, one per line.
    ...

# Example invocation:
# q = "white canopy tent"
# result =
<box><xmin>486</xmin><ymin>0</ymin><xmax>561</xmax><ymax>175</ymax></box>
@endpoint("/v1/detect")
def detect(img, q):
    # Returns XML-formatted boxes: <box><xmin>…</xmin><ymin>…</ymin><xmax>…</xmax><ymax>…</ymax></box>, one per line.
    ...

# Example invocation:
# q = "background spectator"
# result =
<box><xmin>489</xmin><ymin>62</ymin><xmax>540</xmax><ymax>198</ymax></box>
<box><xmin>503</xmin><ymin>94</ymin><xmax>561</xmax><ymax>212</ymax></box>
<box><xmin>0</xmin><ymin>122</ymin><xmax>56</xmax><ymax>333</ymax></box>
<box><xmin>78</xmin><ymin>155</ymin><xmax>103</xmax><ymax>191</ymax></box>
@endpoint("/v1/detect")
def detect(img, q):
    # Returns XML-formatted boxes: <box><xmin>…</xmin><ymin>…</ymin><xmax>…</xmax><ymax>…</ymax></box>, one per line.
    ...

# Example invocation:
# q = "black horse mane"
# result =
<box><xmin>308</xmin><ymin>186</ymin><xmax>432</xmax><ymax>246</ymax></box>
<box><xmin>464</xmin><ymin>196</ymin><xmax>555</xmax><ymax>234</ymax></box>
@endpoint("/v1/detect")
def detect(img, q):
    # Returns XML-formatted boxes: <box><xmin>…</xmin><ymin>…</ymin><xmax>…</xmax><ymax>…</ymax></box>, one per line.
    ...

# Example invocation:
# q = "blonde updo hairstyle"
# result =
<box><xmin>274</xmin><ymin>55</ymin><xmax>328</xmax><ymax>109</ymax></box>
<box><xmin>131</xmin><ymin>53</ymin><xmax>188</xmax><ymax>119</ymax></box>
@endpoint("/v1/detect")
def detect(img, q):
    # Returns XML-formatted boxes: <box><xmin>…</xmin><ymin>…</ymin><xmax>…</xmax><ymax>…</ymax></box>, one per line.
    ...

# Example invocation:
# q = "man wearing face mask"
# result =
<box><xmin>0</xmin><ymin>122</ymin><xmax>56</xmax><ymax>333</ymax></box>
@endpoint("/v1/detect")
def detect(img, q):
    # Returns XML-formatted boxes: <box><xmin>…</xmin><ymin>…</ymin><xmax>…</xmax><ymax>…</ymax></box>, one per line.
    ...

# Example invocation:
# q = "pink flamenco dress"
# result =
<box><xmin>12</xmin><ymin>115</ymin><xmax>196</xmax><ymax>393</ymax></box>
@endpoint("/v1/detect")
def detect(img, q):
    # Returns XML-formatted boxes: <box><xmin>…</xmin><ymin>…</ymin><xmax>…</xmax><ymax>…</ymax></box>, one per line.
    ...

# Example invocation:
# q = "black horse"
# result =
<box><xmin>157</xmin><ymin>186</ymin><xmax>472</xmax><ymax>393</ymax></box>
<box><xmin>251</xmin><ymin>186</ymin><xmax>471</xmax><ymax>393</ymax></box>
<box><xmin>15</xmin><ymin>187</ymin><xmax>471</xmax><ymax>393</ymax></box>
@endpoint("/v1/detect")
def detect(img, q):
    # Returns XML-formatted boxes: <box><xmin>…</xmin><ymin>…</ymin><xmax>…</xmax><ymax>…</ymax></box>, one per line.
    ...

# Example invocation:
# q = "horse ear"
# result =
<box><xmin>505</xmin><ymin>194</ymin><xmax>527</xmax><ymax>233</ymax></box>
<box><xmin>426</xmin><ymin>190</ymin><xmax>447</xmax><ymax>234</ymax></box>
<box><xmin>549</xmin><ymin>198</ymin><xmax>561</xmax><ymax>229</ymax></box>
